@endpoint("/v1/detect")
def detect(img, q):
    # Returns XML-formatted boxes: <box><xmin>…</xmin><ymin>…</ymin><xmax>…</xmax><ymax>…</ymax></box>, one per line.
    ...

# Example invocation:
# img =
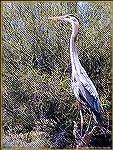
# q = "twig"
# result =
<box><xmin>73</xmin><ymin>121</ymin><xmax>81</xmax><ymax>145</ymax></box>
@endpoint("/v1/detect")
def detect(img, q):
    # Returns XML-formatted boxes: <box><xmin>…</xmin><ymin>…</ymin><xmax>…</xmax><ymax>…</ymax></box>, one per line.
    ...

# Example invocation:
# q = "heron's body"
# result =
<box><xmin>48</xmin><ymin>14</ymin><xmax>103</xmax><ymax>124</ymax></box>
<box><xmin>69</xmin><ymin>27</ymin><xmax>103</xmax><ymax>123</ymax></box>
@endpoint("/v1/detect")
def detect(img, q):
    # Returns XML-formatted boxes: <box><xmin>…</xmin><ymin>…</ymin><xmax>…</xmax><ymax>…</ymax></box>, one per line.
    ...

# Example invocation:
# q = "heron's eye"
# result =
<box><xmin>65</xmin><ymin>16</ymin><xmax>70</xmax><ymax>18</ymax></box>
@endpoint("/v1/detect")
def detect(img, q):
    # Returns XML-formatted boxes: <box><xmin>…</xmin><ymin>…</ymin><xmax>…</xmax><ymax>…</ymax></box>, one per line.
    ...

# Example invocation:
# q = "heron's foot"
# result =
<box><xmin>76</xmin><ymin>126</ymin><xmax>98</xmax><ymax>148</ymax></box>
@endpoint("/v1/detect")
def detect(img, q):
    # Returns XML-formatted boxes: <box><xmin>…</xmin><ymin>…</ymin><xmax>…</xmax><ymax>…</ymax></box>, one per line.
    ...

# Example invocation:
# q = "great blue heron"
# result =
<box><xmin>48</xmin><ymin>14</ymin><xmax>103</xmax><ymax>135</ymax></box>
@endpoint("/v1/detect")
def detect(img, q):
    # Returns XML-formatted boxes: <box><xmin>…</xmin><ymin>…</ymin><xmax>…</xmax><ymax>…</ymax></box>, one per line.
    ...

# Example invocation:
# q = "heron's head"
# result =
<box><xmin>48</xmin><ymin>14</ymin><xmax>79</xmax><ymax>26</ymax></box>
<box><xmin>48</xmin><ymin>14</ymin><xmax>79</xmax><ymax>35</ymax></box>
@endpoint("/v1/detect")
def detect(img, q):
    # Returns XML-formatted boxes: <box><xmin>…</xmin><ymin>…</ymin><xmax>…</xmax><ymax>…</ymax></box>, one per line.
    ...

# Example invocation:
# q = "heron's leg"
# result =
<box><xmin>80</xmin><ymin>109</ymin><xmax>83</xmax><ymax>136</ymax></box>
<box><xmin>86</xmin><ymin>111</ymin><xmax>93</xmax><ymax>132</ymax></box>
<box><xmin>77</xmin><ymin>102</ymin><xmax>83</xmax><ymax>136</ymax></box>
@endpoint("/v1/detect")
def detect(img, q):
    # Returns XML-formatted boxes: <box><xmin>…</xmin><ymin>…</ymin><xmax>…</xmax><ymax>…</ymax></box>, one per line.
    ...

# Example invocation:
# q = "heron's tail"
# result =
<box><xmin>94</xmin><ymin>98</ymin><xmax>104</xmax><ymax>123</ymax></box>
<box><xmin>93</xmin><ymin>110</ymin><xmax>103</xmax><ymax>123</ymax></box>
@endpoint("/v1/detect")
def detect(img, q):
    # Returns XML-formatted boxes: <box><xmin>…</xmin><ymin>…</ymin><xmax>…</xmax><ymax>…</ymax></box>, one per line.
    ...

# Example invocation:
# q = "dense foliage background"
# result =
<box><xmin>2</xmin><ymin>2</ymin><xmax>112</xmax><ymax>148</ymax></box>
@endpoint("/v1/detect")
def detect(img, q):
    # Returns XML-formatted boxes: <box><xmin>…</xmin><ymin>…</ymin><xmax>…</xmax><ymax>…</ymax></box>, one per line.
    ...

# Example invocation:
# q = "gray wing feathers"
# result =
<box><xmin>79</xmin><ymin>65</ymin><xmax>99</xmax><ymax>98</ymax></box>
<box><xmin>79</xmin><ymin>83</ymin><xmax>101</xmax><ymax>113</ymax></box>
<box><xmin>71</xmin><ymin>63</ymin><xmax>101</xmax><ymax>113</ymax></box>
<box><xmin>79</xmin><ymin>65</ymin><xmax>102</xmax><ymax>113</ymax></box>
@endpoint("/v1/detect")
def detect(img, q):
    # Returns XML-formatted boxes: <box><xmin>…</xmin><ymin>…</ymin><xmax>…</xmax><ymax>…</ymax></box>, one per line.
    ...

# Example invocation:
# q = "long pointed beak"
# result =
<box><xmin>48</xmin><ymin>16</ymin><xmax>64</xmax><ymax>20</ymax></box>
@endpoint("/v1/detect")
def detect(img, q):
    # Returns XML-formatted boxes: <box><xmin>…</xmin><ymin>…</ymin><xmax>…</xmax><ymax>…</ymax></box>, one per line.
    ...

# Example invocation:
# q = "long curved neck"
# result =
<box><xmin>70</xmin><ymin>23</ymin><xmax>80</xmax><ymax>75</ymax></box>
